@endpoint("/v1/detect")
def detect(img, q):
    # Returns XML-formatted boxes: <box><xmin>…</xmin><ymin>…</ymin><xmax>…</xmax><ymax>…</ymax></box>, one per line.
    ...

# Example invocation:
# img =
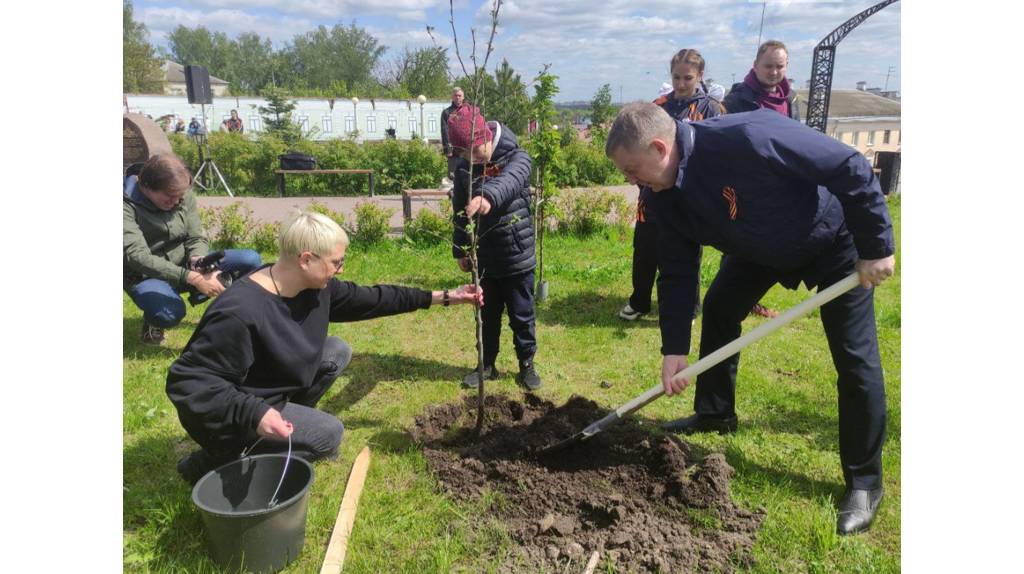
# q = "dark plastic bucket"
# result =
<box><xmin>192</xmin><ymin>454</ymin><xmax>314</xmax><ymax>574</ymax></box>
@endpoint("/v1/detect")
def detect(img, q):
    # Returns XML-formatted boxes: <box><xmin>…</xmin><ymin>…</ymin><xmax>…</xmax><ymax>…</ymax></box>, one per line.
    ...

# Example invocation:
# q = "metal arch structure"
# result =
<box><xmin>805</xmin><ymin>0</ymin><xmax>899</xmax><ymax>133</ymax></box>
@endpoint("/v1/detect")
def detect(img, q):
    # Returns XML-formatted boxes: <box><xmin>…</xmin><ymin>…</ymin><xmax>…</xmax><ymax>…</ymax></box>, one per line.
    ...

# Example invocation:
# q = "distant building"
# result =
<box><xmin>161</xmin><ymin>61</ymin><xmax>230</xmax><ymax>97</ymax></box>
<box><xmin>793</xmin><ymin>89</ymin><xmax>901</xmax><ymax>159</ymax></box>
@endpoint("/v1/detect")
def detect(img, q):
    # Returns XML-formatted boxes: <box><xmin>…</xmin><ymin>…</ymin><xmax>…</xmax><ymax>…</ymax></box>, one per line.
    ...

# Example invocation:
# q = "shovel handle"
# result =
<box><xmin>613</xmin><ymin>272</ymin><xmax>862</xmax><ymax>419</ymax></box>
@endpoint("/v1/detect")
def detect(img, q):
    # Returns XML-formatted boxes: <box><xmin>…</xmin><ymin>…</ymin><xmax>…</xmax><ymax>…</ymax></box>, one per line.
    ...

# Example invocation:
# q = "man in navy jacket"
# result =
<box><xmin>605</xmin><ymin>103</ymin><xmax>895</xmax><ymax>536</ymax></box>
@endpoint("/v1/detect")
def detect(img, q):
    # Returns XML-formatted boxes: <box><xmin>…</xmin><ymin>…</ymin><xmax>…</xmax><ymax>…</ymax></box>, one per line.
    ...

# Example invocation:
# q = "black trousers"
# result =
<box><xmin>480</xmin><ymin>269</ymin><xmax>537</xmax><ymax>366</ymax></box>
<box><xmin>206</xmin><ymin>337</ymin><xmax>351</xmax><ymax>464</ymax></box>
<box><xmin>694</xmin><ymin>242</ymin><xmax>887</xmax><ymax>490</ymax></box>
<box><xmin>630</xmin><ymin>219</ymin><xmax>701</xmax><ymax>318</ymax></box>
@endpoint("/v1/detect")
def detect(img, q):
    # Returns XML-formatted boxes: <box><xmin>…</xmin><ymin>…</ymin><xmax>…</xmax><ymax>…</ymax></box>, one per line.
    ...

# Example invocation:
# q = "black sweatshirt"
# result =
<box><xmin>166</xmin><ymin>268</ymin><xmax>432</xmax><ymax>452</ymax></box>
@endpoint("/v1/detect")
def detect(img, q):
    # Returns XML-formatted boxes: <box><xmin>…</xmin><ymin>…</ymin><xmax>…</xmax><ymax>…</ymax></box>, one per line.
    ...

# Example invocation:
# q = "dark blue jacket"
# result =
<box><xmin>722</xmin><ymin>80</ymin><xmax>801</xmax><ymax>120</ymax></box>
<box><xmin>640</xmin><ymin>85</ymin><xmax>726</xmax><ymax>223</ymax></box>
<box><xmin>652</xmin><ymin>109</ymin><xmax>894</xmax><ymax>355</ymax></box>
<box><xmin>451</xmin><ymin>122</ymin><xmax>536</xmax><ymax>278</ymax></box>
<box><xmin>655</xmin><ymin>84</ymin><xmax>725</xmax><ymax>123</ymax></box>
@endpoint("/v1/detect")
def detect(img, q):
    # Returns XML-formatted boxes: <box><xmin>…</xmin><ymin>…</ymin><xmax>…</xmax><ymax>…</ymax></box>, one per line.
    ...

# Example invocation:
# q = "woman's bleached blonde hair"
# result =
<box><xmin>278</xmin><ymin>210</ymin><xmax>349</xmax><ymax>258</ymax></box>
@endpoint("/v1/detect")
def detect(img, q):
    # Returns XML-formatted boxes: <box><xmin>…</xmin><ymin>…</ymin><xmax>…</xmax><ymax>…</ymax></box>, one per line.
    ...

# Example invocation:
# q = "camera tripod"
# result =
<box><xmin>190</xmin><ymin>106</ymin><xmax>234</xmax><ymax>196</ymax></box>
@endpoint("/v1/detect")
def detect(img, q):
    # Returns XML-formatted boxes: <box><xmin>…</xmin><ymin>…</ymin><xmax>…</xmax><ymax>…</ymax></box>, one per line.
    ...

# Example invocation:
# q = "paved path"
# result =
<box><xmin>196</xmin><ymin>185</ymin><xmax>640</xmax><ymax>232</ymax></box>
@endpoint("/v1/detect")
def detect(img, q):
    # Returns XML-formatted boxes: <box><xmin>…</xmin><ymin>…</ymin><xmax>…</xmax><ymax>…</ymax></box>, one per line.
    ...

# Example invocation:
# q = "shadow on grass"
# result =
<box><xmin>320</xmin><ymin>352</ymin><xmax>468</xmax><ymax>413</ymax></box>
<box><xmin>367</xmin><ymin>428</ymin><xmax>417</xmax><ymax>453</ymax></box>
<box><xmin>537</xmin><ymin>291</ymin><xmax>659</xmax><ymax>332</ymax></box>
<box><xmin>723</xmin><ymin>442</ymin><xmax>846</xmax><ymax>503</ymax></box>
<box><xmin>748</xmin><ymin>398</ymin><xmax>842</xmax><ymax>454</ymax></box>
<box><xmin>123</xmin><ymin>435</ymin><xmax>217</xmax><ymax>572</ymax></box>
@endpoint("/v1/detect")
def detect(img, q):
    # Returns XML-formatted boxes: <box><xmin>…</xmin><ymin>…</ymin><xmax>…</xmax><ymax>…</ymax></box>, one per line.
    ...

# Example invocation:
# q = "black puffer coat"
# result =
<box><xmin>451</xmin><ymin>121</ymin><xmax>536</xmax><ymax>278</ymax></box>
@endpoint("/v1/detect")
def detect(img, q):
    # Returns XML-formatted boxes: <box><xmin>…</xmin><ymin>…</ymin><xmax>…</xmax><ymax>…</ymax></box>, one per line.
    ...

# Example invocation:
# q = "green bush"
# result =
<box><xmin>550</xmin><ymin>187</ymin><xmax>630</xmax><ymax>237</ymax></box>
<box><xmin>168</xmin><ymin>134</ymin><xmax>445</xmax><ymax>197</ymax></box>
<box><xmin>351</xmin><ymin>201</ymin><xmax>395</xmax><ymax>245</ymax></box>
<box><xmin>168</xmin><ymin>133</ymin><xmax>197</xmax><ymax>170</ymax></box>
<box><xmin>404</xmin><ymin>199</ymin><xmax>453</xmax><ymax>245</ymax></box>
<box><xmin>550</xmin><ymin>139</ymin><xmax>625</xmax><ymax>188</ymax></box>
<box><xmin>249</xmin><ymin>222</ymin><xmax>281</xmax><ymax>255</ymax></box>
<box><xmin>198</xmin><ymin>205</ymin><xmax>216</xmax><ymax>233</ymax></box>
<box><xmin>363</xmin><ymin>139</ymin><xmax>446</xmax><ymax>195</ymax></box>
<box><xmin>207</xmin><ymin>202</ymin><xmax>256</xmax><ymax>249</ymax></box>
<box><xmin>306</xmin><ymin>201</ymin><xmax>351</xmax><ymax>233</ymax></box>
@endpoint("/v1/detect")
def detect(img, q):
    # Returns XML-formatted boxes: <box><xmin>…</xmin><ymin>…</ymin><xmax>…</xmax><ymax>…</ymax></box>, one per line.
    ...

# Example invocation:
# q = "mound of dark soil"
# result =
<box><xmin>413</xmin><ymin>394</ymin><xmax>764</xmax><ymax>573</ymax></box>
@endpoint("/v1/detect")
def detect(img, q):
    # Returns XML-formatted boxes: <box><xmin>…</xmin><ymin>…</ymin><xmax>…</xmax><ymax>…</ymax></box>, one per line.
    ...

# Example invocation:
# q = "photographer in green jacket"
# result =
<box><xmin>123</xmin><ymin>154</ymin><xmax>261</xmax><ymax>345</ymax></box>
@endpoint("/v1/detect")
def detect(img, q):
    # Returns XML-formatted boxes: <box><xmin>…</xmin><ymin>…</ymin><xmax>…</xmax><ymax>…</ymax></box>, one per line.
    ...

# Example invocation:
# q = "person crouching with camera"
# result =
<box><xmin>123</xmin><ymin>153</ymin><xmax>261</xmax><ymax>345</ymax></box>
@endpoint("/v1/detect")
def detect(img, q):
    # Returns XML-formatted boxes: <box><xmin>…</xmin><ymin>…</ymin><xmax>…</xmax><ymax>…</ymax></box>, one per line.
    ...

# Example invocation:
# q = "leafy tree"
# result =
<box><xmin>378</xmin><ymin>46</ymin><xmax>451</xmax><ymax>99</ymax></box>
<box><xmin>559</xmin><ymin>122</ymin><xmax>577</xmax><ymax>148</ymax></box>
<box><xmin>487</xmin><ymin>59</ymin><xmax>531</xmax><ymax>134</ymax></box>
<box><xmin>283</xmin><ymin>22</ymin><xmax>385</xmax><ymax>93</ymax></box>
<box><xmin>454</xmin><ymin>69</ymin><xmax>497</xmax><ymax>117</ymax></box>
<box><xmin>402</xmin><ymin>47</ymin><xmax>451</xmax><ymax>98</ymax></box>
<box><xmin>589</xmin><ymin>83</ymin><xmax>615</xmax><ymax>141</ymax></box>
<box><xmin>525</xmin><ymin>68</ymin><xmax>561</xmax><ymax>299</ymax></box>
<box><xmin>229</xmin><ymin>32</ymin><xmax>275</xmax><ymax>94</ymax></box>
<box><xmin>163</xmin><ymin>25</ymin><xmax>233</xmax><ymax>81</ymax></box>
<box><xmin>123</xmin><ymin>0</ymin><xmax>163</xmax><ymax>93</ymax></box>
<box><xmin>258</xmin><ymin>86</ymin><xmax>301</xmax><ymax>146</ymax></box>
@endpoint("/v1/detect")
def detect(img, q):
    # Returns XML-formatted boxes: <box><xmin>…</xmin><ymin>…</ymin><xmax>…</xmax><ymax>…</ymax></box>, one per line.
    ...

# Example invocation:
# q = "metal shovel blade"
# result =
<box><xmin>537</xmin><ymin>272</ymin><xmax>862</xmax><ymax>454</ymax></box>
<box><xmin>538</xmin><ymin>411</ymin><xmax>621</xmax><ymax>455</ymax></box>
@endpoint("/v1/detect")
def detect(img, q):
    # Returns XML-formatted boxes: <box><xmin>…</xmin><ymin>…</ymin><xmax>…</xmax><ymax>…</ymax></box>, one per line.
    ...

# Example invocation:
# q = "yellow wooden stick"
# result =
<box><xmin>320</xmin><ymin>446</ymin><xmax>372</xmax><ymax>574</ymax></box>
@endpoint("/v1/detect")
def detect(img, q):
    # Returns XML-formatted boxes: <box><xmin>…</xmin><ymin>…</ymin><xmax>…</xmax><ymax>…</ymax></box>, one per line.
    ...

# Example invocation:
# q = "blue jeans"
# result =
<box><xmin>128</xmin><ymin>249</ymin><xmax>261</xmax><ymax>328</ymax></box>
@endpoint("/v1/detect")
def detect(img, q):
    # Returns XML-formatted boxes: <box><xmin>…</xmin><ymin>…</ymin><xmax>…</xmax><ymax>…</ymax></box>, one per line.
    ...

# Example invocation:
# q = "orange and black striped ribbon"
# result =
<box><xmin>722</xmin><ymin>186</ymin><xmax>738</xmax><ymax>220</ymax></box>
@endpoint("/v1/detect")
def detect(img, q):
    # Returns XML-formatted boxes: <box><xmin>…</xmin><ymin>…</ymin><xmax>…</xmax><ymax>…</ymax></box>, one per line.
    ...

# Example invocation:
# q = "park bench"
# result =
<box><xmin>402</xmin><ymin>188</ymin><xmax>452</xmax><ymax>220</ymax></box>
<box><xmin>275</xmin><ymin>169</ymin><xmax>375</xmax><ymax>197</ymax></box>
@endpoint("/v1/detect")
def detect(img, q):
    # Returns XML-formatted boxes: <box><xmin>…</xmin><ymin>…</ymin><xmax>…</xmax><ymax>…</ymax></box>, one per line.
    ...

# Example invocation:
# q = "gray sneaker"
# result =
<box><xmin>517</xmin><ymin>360</ymin><xmax>542</xmax><ymax>391</ymax></box>
<box><xmin>618</xmin><ymin>303</ymin><xmax>645</xmax><ymax>321</ymax></box>
<box><xmin>141</xmin><ymin>322</ymin><xmax>165</xmax><ymax>346</ymax></box>
<box><xmin>462</xmin><ymin>365</ymin><xmax>499</xmax><ymax>389</ymax></box>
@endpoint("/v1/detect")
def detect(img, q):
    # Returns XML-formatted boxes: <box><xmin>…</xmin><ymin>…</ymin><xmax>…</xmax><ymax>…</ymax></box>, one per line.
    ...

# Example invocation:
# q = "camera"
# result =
<box><xmin>187</xmin><ymin>250</ymin><xmax>234</xmax><ymax>306</ymax></box>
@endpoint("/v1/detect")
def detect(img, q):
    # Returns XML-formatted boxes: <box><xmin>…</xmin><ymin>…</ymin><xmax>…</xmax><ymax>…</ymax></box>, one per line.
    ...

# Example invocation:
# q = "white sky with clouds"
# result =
<box><xmin>134</xmin><ymin>0</ymin><xmax>901</xmax><ymax>102</ymax></box>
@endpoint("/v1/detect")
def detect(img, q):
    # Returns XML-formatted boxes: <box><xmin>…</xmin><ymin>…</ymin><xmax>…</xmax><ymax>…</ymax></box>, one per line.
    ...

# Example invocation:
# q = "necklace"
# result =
<box><xmin>268</xmin><ymin>265</ymin><xmax>281</xmax><ymax>296</ymax></box>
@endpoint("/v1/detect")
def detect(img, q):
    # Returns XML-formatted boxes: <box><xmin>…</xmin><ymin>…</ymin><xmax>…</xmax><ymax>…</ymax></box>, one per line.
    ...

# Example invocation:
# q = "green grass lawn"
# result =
<box><xmin>123</xmin><ymin>199</ymin><xmax>900</xmax><ymax>573</ymax></box>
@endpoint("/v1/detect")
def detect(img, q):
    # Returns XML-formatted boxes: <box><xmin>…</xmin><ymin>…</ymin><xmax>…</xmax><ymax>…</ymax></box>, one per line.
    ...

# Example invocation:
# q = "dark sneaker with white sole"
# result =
<box><xmin>516</xmin><ymin>360</ymin><xmax>542</xmax><ymax>391</ymax></box>
<box><xmin>141</xmin><ymin>322</ymin><xmax>165</xmax><ymax>345</ymax></box>
<box><xmin>618</xmin><ymin>303</ymin><xmax>645</xmax><ymax>321</ymax></box>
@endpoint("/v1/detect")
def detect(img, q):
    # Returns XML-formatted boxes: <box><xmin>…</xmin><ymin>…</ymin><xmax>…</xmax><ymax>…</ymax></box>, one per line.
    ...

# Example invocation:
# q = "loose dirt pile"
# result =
<box><xmin>412</xmin><ymin>394</ymin><xmax>764</xmax><ymax>573</ymax></box>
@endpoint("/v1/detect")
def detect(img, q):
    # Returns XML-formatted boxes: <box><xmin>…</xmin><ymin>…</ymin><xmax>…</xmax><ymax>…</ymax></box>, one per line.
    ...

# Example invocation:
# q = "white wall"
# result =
<box><xmin>123</xmin><ymin>94</ymin><xmax>449</xmax><ymax>142</ymax></box>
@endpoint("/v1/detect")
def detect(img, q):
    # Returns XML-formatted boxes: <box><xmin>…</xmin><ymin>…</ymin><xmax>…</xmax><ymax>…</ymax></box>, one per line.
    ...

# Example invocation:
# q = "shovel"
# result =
<box><xmin>539</xmin><ymin>272</ymin><xmax>863</xmax><ymax>454</ymax></box>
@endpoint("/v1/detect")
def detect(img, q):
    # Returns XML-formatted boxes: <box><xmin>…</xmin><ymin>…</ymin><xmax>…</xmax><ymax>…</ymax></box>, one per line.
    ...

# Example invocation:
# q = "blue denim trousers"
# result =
<box><xmin>127</xmin><ymin>249</ymin><xmax>262</xmax><ymax>327</ymax></box>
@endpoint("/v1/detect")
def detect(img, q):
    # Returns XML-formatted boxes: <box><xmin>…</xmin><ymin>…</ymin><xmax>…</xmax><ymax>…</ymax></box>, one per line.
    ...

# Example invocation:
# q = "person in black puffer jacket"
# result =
<box><xmin>448</xmin><ymin>104</ymin><xmax>541</xmax><ymax>391</ymax></box>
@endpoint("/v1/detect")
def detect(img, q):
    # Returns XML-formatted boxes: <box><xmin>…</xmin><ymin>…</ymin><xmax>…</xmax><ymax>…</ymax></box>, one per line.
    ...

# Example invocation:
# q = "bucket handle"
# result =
<box><xmin>239</xmin><ymin>433</ymin><xmax>293</xmax><ymax>509</ymax></box>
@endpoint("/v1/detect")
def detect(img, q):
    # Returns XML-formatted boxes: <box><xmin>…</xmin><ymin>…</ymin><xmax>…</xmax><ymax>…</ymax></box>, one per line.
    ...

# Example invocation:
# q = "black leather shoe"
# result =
<box><xmin>661</xmin><ymin>413</ymin><xmax>738</xmax><ymax>435</ymax></box>
<box><xmin>462</xmin><ymin>365</ymin><xmax>499</xmax><ymax>389</ymax></box>
<box><xmin>836</xmin><ymin>487</ymin><xmax>884</xmax><ymax>535</ymax></box>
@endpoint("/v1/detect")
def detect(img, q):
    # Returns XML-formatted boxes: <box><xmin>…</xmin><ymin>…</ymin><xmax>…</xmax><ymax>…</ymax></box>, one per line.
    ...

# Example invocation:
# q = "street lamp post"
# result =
<box><xmin>416</xmin><ymin>94</ymin><xmax>427</xmax><ymax>143</ymax></box>
<box><xmin>351</xmin><ymin>96</ymin><xmax>359</xmax><ymax>142</ymax></box>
